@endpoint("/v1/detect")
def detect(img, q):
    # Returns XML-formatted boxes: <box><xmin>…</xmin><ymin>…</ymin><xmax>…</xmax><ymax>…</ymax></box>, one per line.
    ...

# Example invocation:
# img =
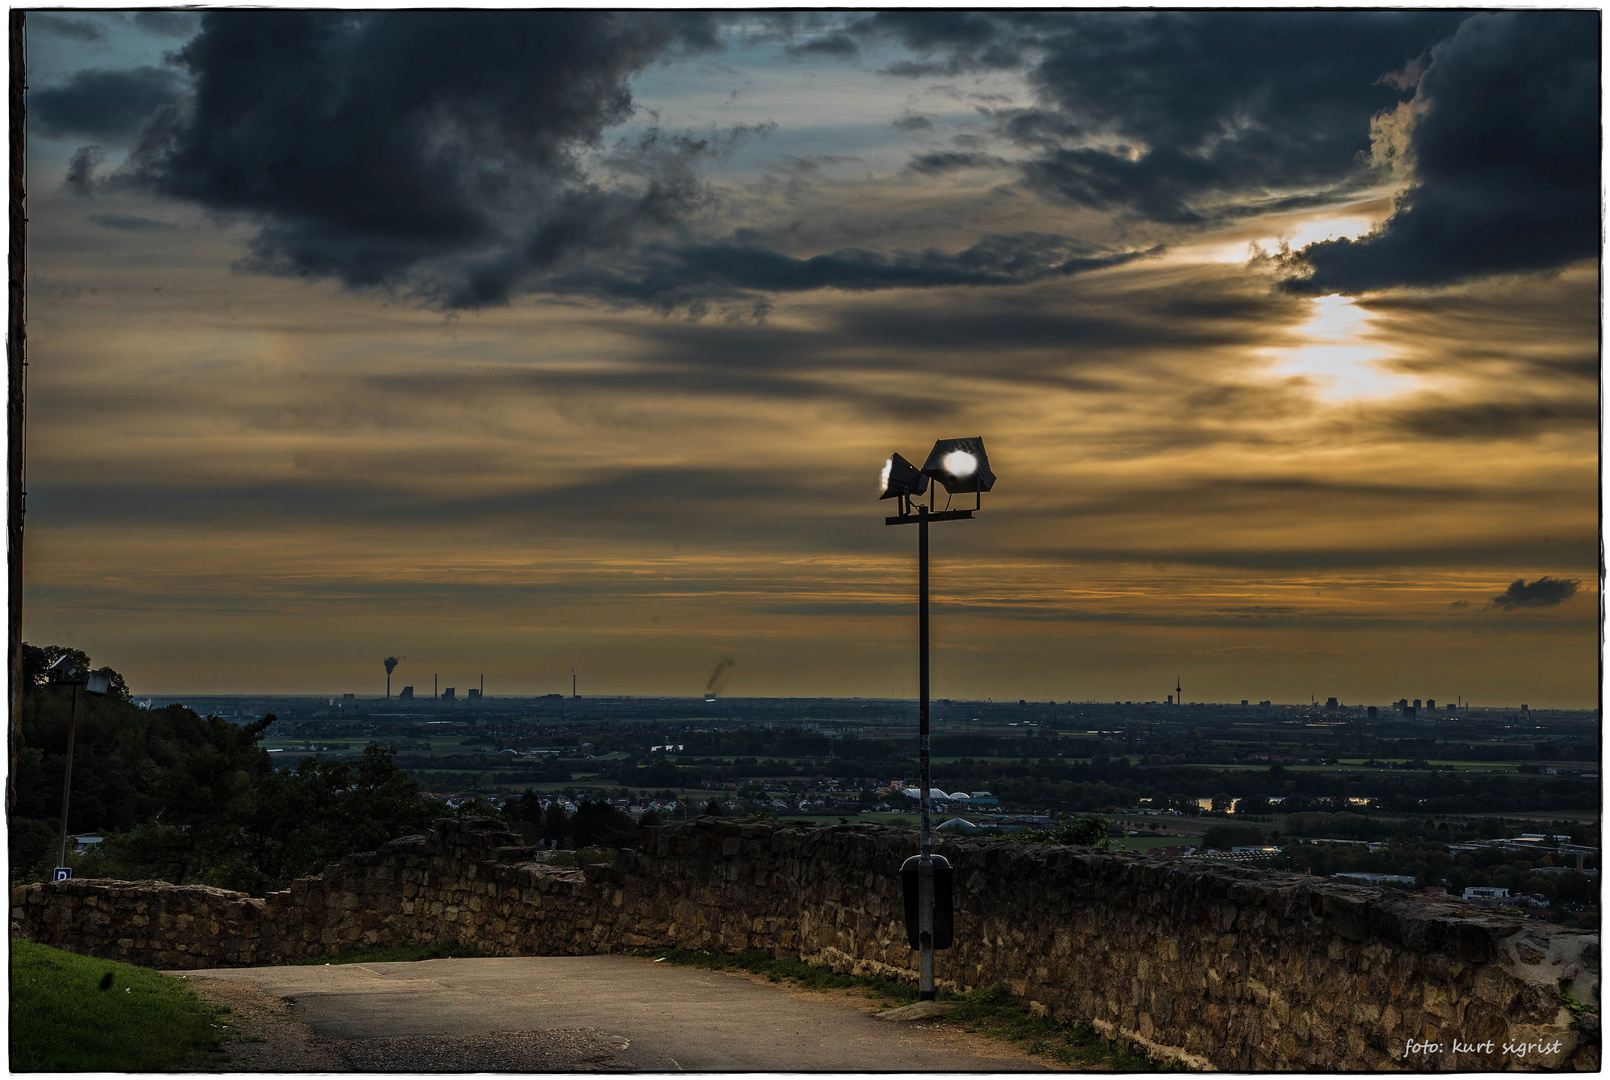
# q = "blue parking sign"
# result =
<box><xmin>52</xmin><ymin>867</ymin><xmax>71</xmax><ymax>882</ymax></box>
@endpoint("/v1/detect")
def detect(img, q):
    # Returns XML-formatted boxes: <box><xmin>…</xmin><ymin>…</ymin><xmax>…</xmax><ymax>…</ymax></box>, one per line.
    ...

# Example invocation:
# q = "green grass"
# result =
<box><xmin>639</xmin><ymin>946</ymin><xmax>1164</xmax><ymax>1069</ymax></box>
<box><xmin>946</xmin><ymin>983</ymin><xmax>1161</xmax><ymax>1069</ymax></box>
<box><xmin>284</xmin><ymin>941</ymin><xmax>493</xmax><ymax>965</ymax></box>
<box><xmin>10</xmin><ymin>938</ymin><xmax>231</xmax><ymax>1071</ymax></box>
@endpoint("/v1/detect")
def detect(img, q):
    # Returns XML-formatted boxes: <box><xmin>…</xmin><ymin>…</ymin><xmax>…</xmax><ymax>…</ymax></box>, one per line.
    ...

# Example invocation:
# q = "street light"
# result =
<box><xmin>47</xmin><ymin>654</ymin><xmax>109</xmax><ymax>875</ymax></box>
<box><xmin>880</xmin><ymin>436</ymin><xmax>994</xmax><ymax>1001</ymax></box>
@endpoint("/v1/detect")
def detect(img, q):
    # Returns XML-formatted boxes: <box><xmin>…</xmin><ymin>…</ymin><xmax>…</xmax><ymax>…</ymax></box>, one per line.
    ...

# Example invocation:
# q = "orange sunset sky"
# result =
<box><xmin>17</xmin><ymin>10</ymin><xmax>1600</xmax><ymax>705</ymax></box>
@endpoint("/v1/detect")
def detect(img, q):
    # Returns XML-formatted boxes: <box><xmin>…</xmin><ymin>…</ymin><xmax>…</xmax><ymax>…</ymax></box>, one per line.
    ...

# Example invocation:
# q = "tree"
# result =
<box><xmin>542</xmin><ymin>802</ymin><xmax>571</xmax><ymax>847</ymax></box>
<box><xmin>571</xmin><ymin>800</ymin><xmax>638</xmax><ymax>849</ymax></box>
<box><xmin>706</xmin><ymin>798</ymin><xmax>725</xmax><ymax>817</ymax></box>
<box><xmin>1019</xmin><ymin>813</ymin><xmax>1111</xmax><ymax>849</ymax></box>
<box><xmin>83</xmin><ymin>743</ymin><xmax>446</xmax><ymax>895</ymax></box>
<box><xmin>1211</xmin><ymin>792</ymin><xmax>1234</xmax><ymax>813</ymax></box>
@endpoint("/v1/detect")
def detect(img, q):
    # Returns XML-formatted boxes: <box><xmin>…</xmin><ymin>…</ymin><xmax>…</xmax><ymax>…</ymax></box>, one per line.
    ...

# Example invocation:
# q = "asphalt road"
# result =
<box><xmin>186</xmin><ymin>954</ymin><xmax>1052</xmax><ymax>1072</ymax></box>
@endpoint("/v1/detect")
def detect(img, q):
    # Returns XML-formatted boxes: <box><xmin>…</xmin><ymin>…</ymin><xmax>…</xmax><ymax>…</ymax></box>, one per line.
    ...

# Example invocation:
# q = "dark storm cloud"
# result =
<box><xmin>857</xmin><ymin>11</ymin><xmax>1047</xmax><ymax>76</ymax></box>
<box><xmin>117</xmin><ymin>11</ymin><xmax>723</xmax><ymax>309</ymax></box>
<box><xmin>1024</xmin><ymin>538</ymin><xmax>1597</xmax><ymax>573</ymax></box>
<box><xmin>357</xmin><ymin>362</ymin><xmax>959</xmax><ymax>420</ymax></box>
<box><xmin>1387</xmin><ymin>401</ymin><xmax>1599</xmax><ymax>440</ymax></box>
<box><xmin>829</xmin><ymin>276</ymin><xmax>1300</xmax><ymax>361</ymax></box>
<box><xmin>863</xmin><ymin>11</ymin><xmax>1467</xmax><ymax>224</ymax></box>
<box><xmin>88</xmin><ymin>213</ymin><xmax>179</xmax><ymax>233</ymax></box>
<box><xmin>905</xmin><ymin>150</ymin><xmax>1008</xmax><ymax>175</ymax></box>
<box><xmin>890</xmin><ymin>114</ymin><xmax>934</xmax><ymax>132</ymax></box>
<box><xmin>543</xmin><ymin>232</ymin><xmax>1157</xmax><ymax>310</ymax></box>
<box><xmin>1061</xmin><ymin>476</ymin><xmax>1488</xmax><ymax>521</ymax></box>
<box><xmin>785</xmin><ymin>32</ymin><xmax>859</xmax><ymax>60</ymax></box>
<box><xmin>28</xmin><ymin>467</ymin><xmax>884</xmax><ymax>553</ymax></box>
<box><xmin>31</xmin><ymin>66</ymin><xmax>185</xmax><ymax>143</ymax></box>
<box><xmin>1290</xmin><ymin>12</ymin><xmax>1600</xmax><ymax>293</ymax></box>
<box><xmin>131</xmin><ymin>12</ymin><xmax>201</xmax><ymax>39</ymax></box>
<box><xmin>1489</xmin><ymin>576</ymin><xmax>1581</xmax><ymax>610</ymax></box>
<box><xmin>576</xmin><ymin>264</ymin><xmax>1300</xmax><ymax>404</ymax></box>
<box><xmin>62</xmin><ymin>146</ymin><xmax>103</xmax><ymax>198</ymax></box>
<box><xmin>30</xmin><ymin>14</ymin><xmax>107</xmax><ymax>43</ymax></box>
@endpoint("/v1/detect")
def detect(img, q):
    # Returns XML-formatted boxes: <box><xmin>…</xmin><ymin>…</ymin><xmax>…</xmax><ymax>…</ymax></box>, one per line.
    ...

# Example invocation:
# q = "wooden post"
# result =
<box><xmin>8</xmin><ymin>12</ymin><xmax>26</xmax><ymax>810</ymax></box>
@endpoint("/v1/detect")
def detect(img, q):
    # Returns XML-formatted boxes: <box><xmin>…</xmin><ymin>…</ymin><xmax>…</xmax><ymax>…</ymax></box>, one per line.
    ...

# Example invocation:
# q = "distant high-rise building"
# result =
<box><xmin>1167</xmin><ymin>695</ymin><xmax>1173</xmax><ymax>705</ymax></box>
<box><xmin>443</xmin><ymin>687</ymin><xmax>456</xmax><ymax>701</ymax></box>
<box><xmin>1413</xmin><ymin>699</ymin><xmax>1421</xmax><ymax>710</ymax></box>
<box><xmin>468</xmin><ymin>688</ymin><xmax>481</xmax><ymax>700</ymax></box>
<box><xmin>1240</xmin><ymin>699</ymin><xmax>1248</xmax><ymax>706</ymax></box>
<box><xmin>1367</xmin><ymin>706</ymin><xmax>1378</xmax><ymax>719</ymax></box>
<box><xmin>1259</xmin><ymin>700</ymin><xmax>1271</xmax><ymax>707</ymax></box>
<box><xmin>1325</xmin><ymin>697</ymin><xmax>1339</xmax><ymax>709</ymax></box>
<box><xmin>1427</xmin><ymin>699</ymin><xmax>1436</xmax><ymax>711</ymax></box>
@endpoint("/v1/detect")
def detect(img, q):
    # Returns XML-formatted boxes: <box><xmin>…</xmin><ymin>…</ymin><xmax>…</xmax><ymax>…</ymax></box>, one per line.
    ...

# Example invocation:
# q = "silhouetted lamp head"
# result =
<box><xmin>879</xmin><ymin>453</ymin><xmax>929</xmax><ymax>500</ymax></box>
<box><xmin>46</xmin><ymin>655</ymin><xmax>109</xmax><ymax>695</ymax></box>
<box><xmin>921</xmin><ymin>437</ymin><xmax>995</xmax><ymax>494</ymax></box>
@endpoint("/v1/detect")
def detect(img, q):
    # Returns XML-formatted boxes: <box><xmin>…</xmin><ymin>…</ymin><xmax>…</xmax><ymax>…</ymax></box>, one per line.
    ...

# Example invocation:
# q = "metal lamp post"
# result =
<box><xmin>47</xmin><ymin>655</ymin><xmax>110</xmax><ymax>875</ymax></box>
<box><xmin>880</xmin><ymin>437</ymin><xmax>995</xmax><ymax>1000</ymax></box>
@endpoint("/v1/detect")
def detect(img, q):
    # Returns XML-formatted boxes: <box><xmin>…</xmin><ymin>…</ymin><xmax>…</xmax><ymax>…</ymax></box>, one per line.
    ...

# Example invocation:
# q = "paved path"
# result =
<box><xmin>186</xmin><ymin>955</ymin><xmax>1055</xmax><ymax>1072</ymax></box>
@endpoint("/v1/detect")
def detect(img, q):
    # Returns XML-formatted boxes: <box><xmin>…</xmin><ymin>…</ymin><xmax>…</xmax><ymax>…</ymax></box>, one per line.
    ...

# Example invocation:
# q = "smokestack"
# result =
<box><xmin>383</xmin><ymin>656</ymin><xmax>401</xmax><ymax>699</ymax></box>
<box><xmin>434</xmin><ymin>673</ymin><xmax>438</xmax><ymax>699</ymax></box>
<box><xmin>480</xmin><ymin>673</ymin><xmax>484</xmax><ymax>697</ymax></box>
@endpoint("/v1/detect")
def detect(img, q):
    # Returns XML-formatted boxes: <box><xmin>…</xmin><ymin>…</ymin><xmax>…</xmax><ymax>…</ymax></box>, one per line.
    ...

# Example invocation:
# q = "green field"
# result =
<box><xmin>1110</xmin><ymin>834</ymin><xmax>1197</xmax><ymax>852</ymax></box>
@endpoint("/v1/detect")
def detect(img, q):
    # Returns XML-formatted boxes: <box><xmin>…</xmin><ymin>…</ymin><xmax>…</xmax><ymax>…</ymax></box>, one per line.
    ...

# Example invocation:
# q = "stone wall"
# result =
<box><xmin>12</xmin><ymin>816</ymin><xmax>1599</xmax><ymax>1071</ymax></box>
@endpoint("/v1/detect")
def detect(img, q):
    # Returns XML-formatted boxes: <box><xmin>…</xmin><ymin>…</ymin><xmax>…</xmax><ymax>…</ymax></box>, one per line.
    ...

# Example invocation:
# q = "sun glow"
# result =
<box><xmin>1267</xmin><ymin>294</ymin><xmax>1409</xmax><ymax>402</ymax></box>
<box><xmin>1190</xmin><ymin>213</ymin><xmax>1382</xmax><ymax>265</ymax></box>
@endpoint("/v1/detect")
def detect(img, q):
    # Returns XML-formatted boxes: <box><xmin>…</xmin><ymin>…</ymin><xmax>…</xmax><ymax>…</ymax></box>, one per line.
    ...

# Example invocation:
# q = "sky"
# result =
<box><xmin>17</xmin><ymin>9</ymin><xmax>1601</xmax><ymax>706</ymax></box>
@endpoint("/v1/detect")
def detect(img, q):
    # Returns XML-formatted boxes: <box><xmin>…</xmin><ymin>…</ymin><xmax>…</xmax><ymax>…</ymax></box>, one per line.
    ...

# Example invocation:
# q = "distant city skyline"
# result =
<box><xmin>19</xmin><ymin>10</ymin><xmax>1599</xmax><ymax>706</ymax></box>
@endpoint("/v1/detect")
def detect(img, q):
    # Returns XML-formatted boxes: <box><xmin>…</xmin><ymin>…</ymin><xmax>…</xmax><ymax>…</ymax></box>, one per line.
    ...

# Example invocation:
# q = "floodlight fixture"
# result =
<box><xmin>879</xmin><ymin>452</ymin><xmax>928</xmax><ymax>512</ymax></box>
<box><xmin>921</xmin><ymin>436</ymin><xmax>994</xmax><ymax>495</ymax></box>
<box><xmin>46</xmin><ymin>655</ymin><xmax>109</xmax><ymax>696</ymax></box>
<box><xmin>46</xmin><ymin>655</ymin><xmax>81</xmax><ymax>683</ymax></box>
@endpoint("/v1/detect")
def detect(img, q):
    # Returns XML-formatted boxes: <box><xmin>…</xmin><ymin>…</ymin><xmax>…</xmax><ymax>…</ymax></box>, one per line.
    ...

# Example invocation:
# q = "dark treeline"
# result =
<box><xmin>502</xmin><ymin>792</ymin><xmax>640</xmax><ymax>849</ymax></box>
<box><xmin>11</xmin><ymin>643</ymin><xmax>446</xmax><ymax>894</ymax></box>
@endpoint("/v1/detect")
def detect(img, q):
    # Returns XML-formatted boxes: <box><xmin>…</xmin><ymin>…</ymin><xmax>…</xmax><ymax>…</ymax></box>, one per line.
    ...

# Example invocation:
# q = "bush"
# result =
<box><xmin>1017</xmin><ymin>813</ymin><xmax>1110</xmax><ymax>848</ymax></box>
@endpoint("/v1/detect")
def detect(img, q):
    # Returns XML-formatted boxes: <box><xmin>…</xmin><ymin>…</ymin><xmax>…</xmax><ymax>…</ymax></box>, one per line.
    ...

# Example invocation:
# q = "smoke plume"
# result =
<box><xmin>383</xmin><ymin>656</ymin><xmax>401</xmax><ymax>676</ymax></box>
<box><xmin>705</xmin><ymin>656</ymin><xmax>735</xmax><ymax>695</ymax></box>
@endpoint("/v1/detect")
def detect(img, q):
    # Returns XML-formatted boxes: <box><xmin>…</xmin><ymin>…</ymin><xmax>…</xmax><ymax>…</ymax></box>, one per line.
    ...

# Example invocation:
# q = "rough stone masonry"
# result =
<box><xmin>11</xmin><ymin>816</ymin><xmax>1600</xmax><ymax>1070</ymax></box>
